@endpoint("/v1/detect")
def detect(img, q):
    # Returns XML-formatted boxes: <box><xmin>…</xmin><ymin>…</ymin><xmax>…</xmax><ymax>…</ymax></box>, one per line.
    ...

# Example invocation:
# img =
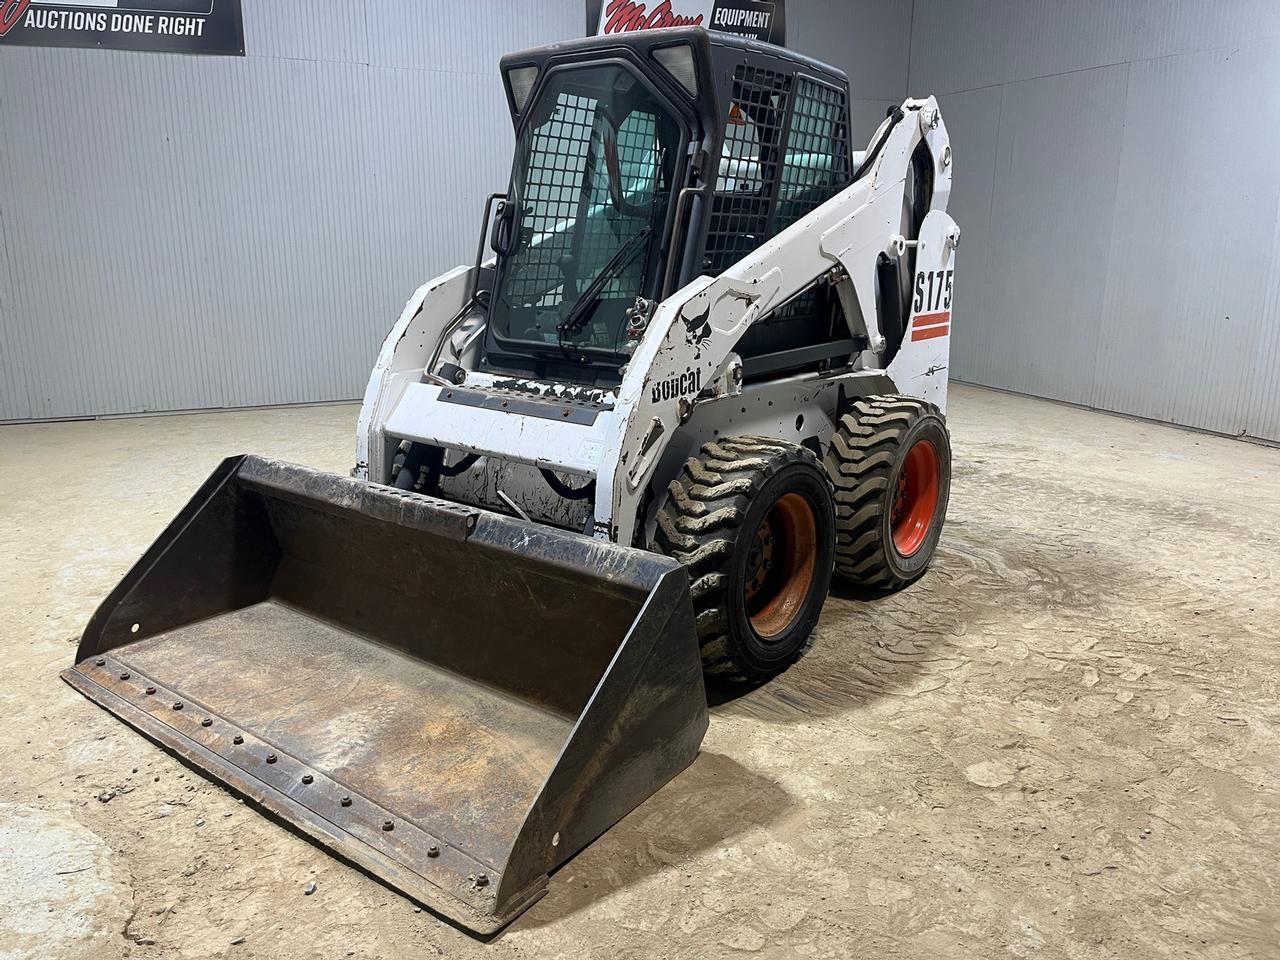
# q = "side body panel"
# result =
<box><xmin>888</xmin><ymin>210</ymin><xmax>958</xmax><ymax>410</ymax></box>
<box><xmin>354</xmin><ymin>265</ymin><xmax>474</xmax><ymax>483</ymax></box>
<box><xmin>599</xmin><ymin>100</ymin><xmax>956</xmax><ymax>544</ymax></box>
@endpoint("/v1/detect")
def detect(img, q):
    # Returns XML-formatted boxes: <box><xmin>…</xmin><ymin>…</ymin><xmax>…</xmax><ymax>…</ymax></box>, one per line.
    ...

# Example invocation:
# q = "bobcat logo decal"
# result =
<box><xmin>651</xmin><ymin>367</ymin><xmax>702</xmax><ymax>404</ymax></box>
<box><xmin>681</xmin><ymin>303</ymin><xmax>712</xmax><ymax>359</ymax></box>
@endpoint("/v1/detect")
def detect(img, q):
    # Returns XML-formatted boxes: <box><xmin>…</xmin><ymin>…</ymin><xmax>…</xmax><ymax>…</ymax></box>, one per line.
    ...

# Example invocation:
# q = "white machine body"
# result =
<box><xmin>356</xmin><ymin>98</ymin><xmax>957</xmax><ymax>547</ymax></box>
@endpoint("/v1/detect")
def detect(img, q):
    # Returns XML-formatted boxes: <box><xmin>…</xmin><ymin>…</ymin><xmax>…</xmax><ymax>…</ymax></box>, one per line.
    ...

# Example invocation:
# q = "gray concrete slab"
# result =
<box><xmin>1</xmin><ymin>383</ymin><xmax>1276</xmax><ymax>958</ymax></box>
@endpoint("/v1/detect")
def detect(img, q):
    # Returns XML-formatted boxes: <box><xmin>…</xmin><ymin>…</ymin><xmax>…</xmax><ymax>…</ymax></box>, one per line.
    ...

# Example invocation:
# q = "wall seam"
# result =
<box><xmin>932</xmin><ymin>38</ymin><xmax>1279</xmax><ymax>98</ymax></box>
<box><xmin>905</xmin><ymin>0</ymin><xmax>916</xmax><ymax>98</ymax></box>
<box><xmin>1239</xmin><ymin>140</ymin><xmax>1280</xmax><ymax>438</ymax></box>
<box><xmin>1085</xmin><ymin>58</ymin><xmax>1131</xmax><ymax>412</ymax></box>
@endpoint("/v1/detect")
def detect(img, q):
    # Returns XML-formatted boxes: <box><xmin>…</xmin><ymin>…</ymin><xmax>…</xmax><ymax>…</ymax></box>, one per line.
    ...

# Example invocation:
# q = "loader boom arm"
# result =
<box><xmin>600</xmin><ymin>99</ymin><xmax>957</xmax><ymax>543</ymax></box>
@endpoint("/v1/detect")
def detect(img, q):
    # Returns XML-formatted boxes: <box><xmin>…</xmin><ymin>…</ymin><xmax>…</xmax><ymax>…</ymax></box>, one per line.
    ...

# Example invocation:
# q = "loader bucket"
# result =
<box><xmin>61</xmin><ymin>455</ymin><xmax>707</xmax><ymax>934</ymax></box>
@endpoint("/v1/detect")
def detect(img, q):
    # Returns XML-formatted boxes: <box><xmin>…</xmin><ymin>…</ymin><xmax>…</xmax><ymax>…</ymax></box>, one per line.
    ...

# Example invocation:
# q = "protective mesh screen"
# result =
<box><xmin>494</xmin><ymin>68</ymin><xmax>669</xmax><ymax>352</ymax></box>
<box><xmin>768</xmin><ymin>77</ymin><xmax>853</xmax><ymax>323</ymax></box>
<box><xmin>704</xmin><ymin>72</ymin><xmax>852</xmax><ymax>328</ymax></box>
<box><xmin>502</xmin><ymin>92</ymin><xmax>596</xmax><ymax>310</ymax></box>
<box><xmin>777</xmin><ymin>77</ymin><xmax>851</xmax><ymax>230</ymax></box>
<box><xmin>705</xmin><ymin>65</ymin><xmax>792</xmax><ymax>276</ymax></box>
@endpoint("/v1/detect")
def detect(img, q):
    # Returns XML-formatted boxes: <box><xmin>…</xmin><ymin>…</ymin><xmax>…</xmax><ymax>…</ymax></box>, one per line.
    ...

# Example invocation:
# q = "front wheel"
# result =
<box><xmin>653</xmin><ymin>437</ymin><xmax>836</xmax><ymax>682</ymax></box>
<box><xmin>823</xmin><ymin>396</ymin><xmax>951</xmax><ymax>589</ymax></box>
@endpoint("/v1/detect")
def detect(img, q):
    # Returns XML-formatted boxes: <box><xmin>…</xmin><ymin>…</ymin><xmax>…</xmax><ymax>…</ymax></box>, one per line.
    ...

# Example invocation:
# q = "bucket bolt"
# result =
<box><xmin>265</xmin><ymin>754</ymin><xmax>277</xmax><ymax>764</ymax></box>
<box><xmin>172</xmin><ymin>701</ymin><xmax>183</xmax><ymax>711</ymax></box>
<box><xmin>145</xmin><ymin>686</ymin><xmax>156</xmax><ymax>695</ymax></box>
<box><xmin>232</xmin><ymin>734</ymin><xmax>244</xmax><ymax>745</ymax></box>
<box><xmin>95</xmin><ymin>658</ymin><xmax>105</xmax><ymax>666</ymax></box>
<box><xmin>119</xmin><ymin>672</ymin><xmax>130</xmax><ymax>680</ymax></box>
<box><xmin>427</xmin><ymin>844</ymin><xmax>440</xmax><ymax>858</ymax></box>
<box><xmin>201</xmin><ymin>718</ymin><xmax>213</xmax><ymax>727</ymax></box>
<box><xmin>301</xmin><ymin>774</ymin><xmax>313</xmax><ymax>785</ymax></box>
<box><xmin>382</xmin><ymin>820</ymin><xmax>395</xmax><ymax>832</ymax></box>
<box><xmin>340</xmin><ymin>796</ymin><xmax>352</xmax><ymax>807</ymax></box>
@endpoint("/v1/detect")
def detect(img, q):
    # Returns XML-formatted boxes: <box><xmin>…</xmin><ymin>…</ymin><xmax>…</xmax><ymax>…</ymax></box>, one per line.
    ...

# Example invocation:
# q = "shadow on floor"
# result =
<box><xmin>510</xmin><ymin>750</ymin><xmax>793</xmax><ymax>931</ymax></box>
<box><xmin>707</xmin><ymin>574</ymin><xmax>957</xmax><ymax>726</ymax></box>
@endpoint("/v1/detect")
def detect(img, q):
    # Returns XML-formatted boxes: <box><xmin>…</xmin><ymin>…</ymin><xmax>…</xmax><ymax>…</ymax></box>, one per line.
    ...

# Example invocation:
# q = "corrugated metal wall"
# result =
<box><xmin>909</xmin><ymin>0</ymin><xmax>1280</xmax><ymax>442</ymax></box>
<box><xmin>0</xmin><ymin>1</ymin><xmax>579</xmax><ymax>420</ymax></box>
<box><xmin>0</xmin><ymin>1</ymin><xmax>909</xmax><ymax>421</ymax></box>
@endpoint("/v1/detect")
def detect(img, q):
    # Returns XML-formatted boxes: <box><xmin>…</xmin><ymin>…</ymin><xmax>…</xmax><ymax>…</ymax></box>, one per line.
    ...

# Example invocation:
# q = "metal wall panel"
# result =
<box><xmin>910</xmin><ymin>0</ymin><xmax>1280</xmax><ymax>96</ymax></box>
<box><xmin>0</xmin><ymin>1</ymin><xmax>578</xmax><ymax>420</ymax></box>
<box><xmin>1094</xmin><ymin>41</ymin><xmax>1280</xmax><ymax>438</ymax></box>
<box><xmin>910</xmin><ymin>0</ymin><xmax>1280</xmax><ymax>441</ymax></box>
<box><xmin>932</xmin><ymin>85</ymin><xmax>1001</xmax><ymax>387</ymax></box>
<box><xmin>1255</xmin><ymin>208</ymin><xmax>1280</xmax><ymax>440</ymax></box>
<box><xmin>241</xmin><ymin>0</ymin><xmax>370</xmax><ymax>64</ymax></box>
<box><xmin>0</xmin><ymin>145</ymin><xmax>31</xmax><ymax>420</ymax></box>
<box><xmin>0</xmin><ymin>2</ymin><xmax>908</xmax><ymax>420</ymax></box>
<box><xmin>366</xmin><ymin>0</ymin><xmax>575</xmax><ymax>74</ymax></box>
<box><xmin>978</xmin><ymin>64</ymin><xmax>1128</xmax><ymax>405</ymax></box>
<box><xmin>785</xmin><ymin>0</ymin><xmax>914</xmax><ymax>145</ymax></box>
<box><xmin>1</xmin><ymin>48</ymin><xmax>379</xmax><ymax>416</ymax></box>
<box><xmin>790</xmin><ymin>0</ymin><xmax>911</xmax><ymax>100</ymax></box>
<box><xmin>360</xmin><ymin>66</ymin><xmax>515</xmax><ymax>306</ymax></box>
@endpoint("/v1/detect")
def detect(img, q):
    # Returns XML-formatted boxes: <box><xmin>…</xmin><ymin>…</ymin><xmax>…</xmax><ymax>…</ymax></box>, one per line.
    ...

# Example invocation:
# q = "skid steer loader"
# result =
<box><xmin>63</xmin><ymin>27</ymin><xmax>957</xmax><ymax>934</ymax></box>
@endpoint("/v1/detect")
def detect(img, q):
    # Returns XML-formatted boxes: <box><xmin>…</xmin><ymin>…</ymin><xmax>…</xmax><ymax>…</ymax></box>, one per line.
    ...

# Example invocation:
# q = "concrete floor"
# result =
<box><xmin>2</xmin><ymin>383</ymin><xmax>1277</xmax><ymax>960</ymax></box>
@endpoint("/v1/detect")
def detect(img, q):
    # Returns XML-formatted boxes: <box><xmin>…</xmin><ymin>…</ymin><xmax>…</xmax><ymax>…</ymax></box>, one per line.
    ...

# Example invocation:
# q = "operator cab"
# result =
<box><xmin>475</xmin><ymin>27</ymin><xmax>858</xmax><ymax>387</ymax></box>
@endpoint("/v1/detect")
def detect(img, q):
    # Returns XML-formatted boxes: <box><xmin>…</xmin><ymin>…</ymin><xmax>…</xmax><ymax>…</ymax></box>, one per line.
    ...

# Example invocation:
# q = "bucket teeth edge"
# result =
<box><xmin>59</xmin><ymin>657</ymin><xmax>544</xmax><ymax>936</ymax></box>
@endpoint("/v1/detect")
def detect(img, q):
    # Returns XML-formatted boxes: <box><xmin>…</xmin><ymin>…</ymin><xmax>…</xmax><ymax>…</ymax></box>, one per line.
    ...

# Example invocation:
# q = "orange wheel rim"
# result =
<box><xmin>891</xmin><ymin>439</ymin><xmax>940</xmax><ymax>557</ymax></box>
<box><xmin>745</xmin><ymin>493</ymin><xmax>818</xmax><ymax>639</ymax></box>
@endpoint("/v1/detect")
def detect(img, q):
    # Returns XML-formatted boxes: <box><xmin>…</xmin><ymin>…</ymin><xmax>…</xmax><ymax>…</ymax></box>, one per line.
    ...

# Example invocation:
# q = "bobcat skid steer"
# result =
<box><xmin>63</xmin><ymin>27</ymin><xmax>957</xmax><ymax>934</ymax></box>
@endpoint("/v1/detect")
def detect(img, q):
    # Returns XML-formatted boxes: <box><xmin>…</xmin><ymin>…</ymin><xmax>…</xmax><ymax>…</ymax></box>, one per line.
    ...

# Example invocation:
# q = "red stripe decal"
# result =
<box><xmin>911</xmin><ymin>325</ymin><xmax>950</xmax><ymax>342</ymax></box>
<box><xmin>913</xmin><ymin>311</ymin><xmax>951</xmax><ymax>328</ymax></box>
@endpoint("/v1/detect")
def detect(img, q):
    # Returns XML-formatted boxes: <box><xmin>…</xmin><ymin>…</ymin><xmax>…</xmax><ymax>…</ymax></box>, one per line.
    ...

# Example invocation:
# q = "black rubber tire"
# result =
<box><xmin>653</xmin><ymin>436</ymin><xmax>836</xmax><ymax>682</ymax></box>
<box><xmin>823</xmin><ymin>396</ymin><xmax>951</xmax><ymax>589</ymax></box>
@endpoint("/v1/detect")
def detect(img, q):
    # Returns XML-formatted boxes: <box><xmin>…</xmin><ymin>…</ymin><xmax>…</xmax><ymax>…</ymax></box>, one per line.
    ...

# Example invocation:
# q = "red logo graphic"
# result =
<box><xmin>0</xmin><ymin>0</ymin><xmax>30</xmax><ymax>36</ymax></box>
<box><xmin>601</xmin><ymin>0</ymin><xmax>704</xmax><ymax>34</ymax></box>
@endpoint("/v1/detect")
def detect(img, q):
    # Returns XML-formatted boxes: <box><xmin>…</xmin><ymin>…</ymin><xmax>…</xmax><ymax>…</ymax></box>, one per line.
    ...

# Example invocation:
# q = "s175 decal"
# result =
<box><xmin>913</xmin><ymin>269</ymin><xmax>953</xmax><ymax>313</ymax></box>
<box><xmin>911</xmin><ymin>269</ymin><xmax>953</xmax><ymax>342</ymax></box>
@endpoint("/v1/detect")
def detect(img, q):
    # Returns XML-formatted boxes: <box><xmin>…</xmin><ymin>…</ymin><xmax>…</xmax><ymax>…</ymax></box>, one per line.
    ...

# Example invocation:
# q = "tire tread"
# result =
<box><xmin>654</xmin><ymin>436</ymin><xmax>830</xmax><ymax>681</ymax></box>
<box><xmin>823</xmin><ymin>396</ymin><xmax>946</xmax><ymax>588</ymax></box>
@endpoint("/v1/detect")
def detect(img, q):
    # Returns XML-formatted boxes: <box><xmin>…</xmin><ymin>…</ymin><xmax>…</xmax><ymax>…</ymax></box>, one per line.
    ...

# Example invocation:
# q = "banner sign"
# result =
<box><xmin>0</xmin><ymin>0</ymin><xmax>244</xmax><ymax>56</ymax></box>
<box><xmin>593</xmin><ymin>0</ymin><xmax>785</xmax><ymax>46</ymax></box>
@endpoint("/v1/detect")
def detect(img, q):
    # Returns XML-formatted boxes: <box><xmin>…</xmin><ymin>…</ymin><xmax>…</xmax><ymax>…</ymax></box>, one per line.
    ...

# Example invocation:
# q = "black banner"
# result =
<box><xmin>707</xmin><ymin>0</ymin><xmax>783</xmax><ymax>45</ymax></box>
<box><xmin>0</xmin><ymin>0</ymin><xmax>244</xmax><ymax>56</ymax></box>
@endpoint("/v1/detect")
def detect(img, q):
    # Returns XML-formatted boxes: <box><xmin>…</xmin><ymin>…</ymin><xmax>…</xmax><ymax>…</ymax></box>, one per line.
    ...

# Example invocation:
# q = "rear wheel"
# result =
<box><xmin>653</xmin><ymin>437</ymin><xmax>835</xmax><ymax>682</ymax></box>
<box><xmin>824</xmin><ymin>396</ymin><xmax>951</xmax><ymax>589</ymax></box>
